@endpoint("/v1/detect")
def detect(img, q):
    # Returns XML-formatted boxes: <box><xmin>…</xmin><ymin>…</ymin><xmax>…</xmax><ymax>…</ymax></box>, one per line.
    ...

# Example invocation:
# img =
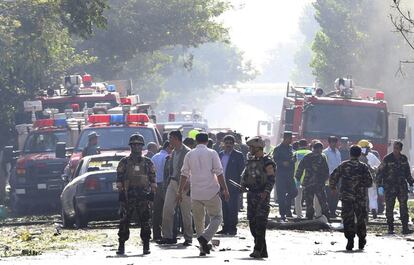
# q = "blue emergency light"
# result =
<box><xmin>110</xmin><ymin>114</ymin><xmax>124</xmax><ymax>124</ymax></box>
<box><xmin>54</xmin><ymin>119</ymin><xmax>68</xmax><ymax>128</ymax></box>
<box><xmin>304</xmin><ymin>87</ymin><xmax>313</xmax><ymax>95</ymax></box>
<box><xmin>107</xmin><ymin>85</ymin><xmax>116</xmax><ymax>92</ymax></box>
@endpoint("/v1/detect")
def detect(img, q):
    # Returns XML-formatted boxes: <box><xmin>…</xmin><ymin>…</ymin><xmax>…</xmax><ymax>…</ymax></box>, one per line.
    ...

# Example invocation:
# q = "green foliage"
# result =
<box><xmin>291</xmin><ymin>4</ymin><xmax>320</xmax><ymax>84</ymax></box>
<box><xmin>310</xmin><ymin>0</ymin><xmax>414</xmax><ymax>111</ymax></box>
<box><xmin>0</xmin><ymin>0</ymin><xmax>107</xmax><ymax>145</ymax></box>
<box><xmin>79</xmin><ymin>0</ymin><xmax>230</xmax><ymax>79</ymax></box>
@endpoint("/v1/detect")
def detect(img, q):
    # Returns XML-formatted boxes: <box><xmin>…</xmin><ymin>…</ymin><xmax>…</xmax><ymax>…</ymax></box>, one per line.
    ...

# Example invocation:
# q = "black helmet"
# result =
<box><xmin>129</xmin><ymin>134</ymin><xmax>145</xmax><ymax>145</ymax></box>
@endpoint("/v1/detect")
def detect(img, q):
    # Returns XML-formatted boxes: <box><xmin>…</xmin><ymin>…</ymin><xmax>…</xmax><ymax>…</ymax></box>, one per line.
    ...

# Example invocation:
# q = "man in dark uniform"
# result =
<box><xmin>295</xmin><ymin>141</ymin><xmax>330</xmax><ymax>221</ymax></box>
<box><xmin>241</xmin><ymin>136</ymin><xmax>276</xmax><ymax>259</ymax></box>
<box><xmin>82</xmin><ymin>131</ymin><xmax>100</xmax><ymax>157</ymax></box>
<box><xmin>376</xmin><ymin>141</ymin><xmax>414</xmax><ymax>234</ymax></box>
<box><xmin>218</xmin><ymin>134</ymin><xmax>245</xmax><ymax>235</ymax></box>
<box><xmin>273</xmin><ymin>131</ymin><xmax>297</xmax><ymax>220</ymax></box>
<box><xmin>115</xmin><ymin>134</ymin><xmax>157</xmax><ymax>255</ymax></box>
<box><xmin>330</xmin><ymin>145</ymin><xmax>372</xmax><ymax>251</ymax></box>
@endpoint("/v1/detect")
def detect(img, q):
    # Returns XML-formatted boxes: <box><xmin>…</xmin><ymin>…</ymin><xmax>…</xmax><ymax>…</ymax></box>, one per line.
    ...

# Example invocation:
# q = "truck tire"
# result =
<box><xmin>61</xmin><ymin>208</ymin><xmax>75</xmax><ymax>228</ymax></box>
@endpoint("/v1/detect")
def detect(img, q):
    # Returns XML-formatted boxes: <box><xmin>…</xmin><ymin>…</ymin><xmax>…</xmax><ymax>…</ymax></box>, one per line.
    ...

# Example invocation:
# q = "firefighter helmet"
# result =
<box><xmin>357</xmin><ymin>139</ymin><xmax>373</xmax><ymax>149</ymax></box>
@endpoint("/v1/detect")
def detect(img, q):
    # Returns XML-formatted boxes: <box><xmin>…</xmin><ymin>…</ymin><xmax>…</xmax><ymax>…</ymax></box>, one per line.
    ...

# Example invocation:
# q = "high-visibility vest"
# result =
<box><xmin>294</xmin><ymin>149</ymin><xmax>311</xmax><ymax>182</ymax></box>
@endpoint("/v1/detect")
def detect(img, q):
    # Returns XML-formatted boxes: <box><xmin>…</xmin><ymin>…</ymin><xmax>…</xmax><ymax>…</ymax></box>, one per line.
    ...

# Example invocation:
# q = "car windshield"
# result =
<box><xmin>76</xmin><ymin>127</ymin><xmax>156</xmax><ymax>151</ymax></box>
<box><xmin>86</xmin><ymin>156</ymin><xmax>124</xmax><ymax>172</ymax></box>
<box><xmin>303</xmin><ymin>104</ymin><xmax>387</xmax><ymax>140</ymax></box>
<box><xmin>24</xmin><ymin>131</ymin><xmax>69</xmax><ymax>153</ymax></box>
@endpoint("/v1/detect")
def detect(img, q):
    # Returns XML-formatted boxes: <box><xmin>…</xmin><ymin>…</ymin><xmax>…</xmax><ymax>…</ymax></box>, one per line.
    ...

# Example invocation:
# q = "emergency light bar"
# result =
<box><xmin>120</xmin><ymin>98</ymin><xmax>132</xmax><ymax>105</ymax></box>
<box><xmin>34</xmin><ymin>118</ymin><xmax>68</xmax><ymax>128</ymax></box>
<box><xmin>88</xmin><ymin>114</ymin><xmax>150</xmax><ymax>125</ymax></box>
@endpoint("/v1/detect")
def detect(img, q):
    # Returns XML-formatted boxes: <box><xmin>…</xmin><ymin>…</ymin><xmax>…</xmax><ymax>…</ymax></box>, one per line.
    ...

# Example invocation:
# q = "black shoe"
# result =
<box><xmin>358</xmin><ymin>238</ymin><xmax>366</xmax><ymax>250</ymax></box>
<box><xmin>143</xmin><ymin>240</ymin><xmax>150</xmax><ymax>255</ymax></box>
<box><xmin>387</xmin><ymin>224</ymin><xmax>394</xmax><ymax>235</ymax></box>
<box><xmin>402</xmin><ymin>226</ymin><xmax>413</xmax><ymax>235</ymax></box>
<box><xmin>156</xmin><ymin>238</ymin><xmax>177</xmax><ymax>245</ymax></box>
<box><xmin>371</xmin><ymin>209</ymin><xmax>377</xmax><ymax>219</ymax></box>
<box><xmin>249</xmin><ymin>250</ymin><xmax>262</xmax><ymax>258</ymax></box>
<box><xmin>116</xmin><ymin>242</ymin><xmax>125</xmax><ymax>255</ymax></box>
<box><xmin>183</xmin><ymin>239</ymin><xmax>192</xmax><ymax>246</ymax></box>
<box><xmin>286</xmin><ymin>212</ymin><xmax>293</xmax><ymax>218</ymax></box>
<box><xmin>346</xmin><ymin>238</ymin><xmax>354</xmax><ymax>251</ymax></box>
<box><xmin>216</xmin><ymin>229</ymin><xmax>227</xmax><ymax>235</ymax></box>
<box><xmin>199</xmin><ymin>252</ymin><xmax>206</xmax><ymax>256</ymax></box>
<box><xmin>197</xmin><ymin>236</ymin><xmax>210</xmax><ymax>254</ymax></box>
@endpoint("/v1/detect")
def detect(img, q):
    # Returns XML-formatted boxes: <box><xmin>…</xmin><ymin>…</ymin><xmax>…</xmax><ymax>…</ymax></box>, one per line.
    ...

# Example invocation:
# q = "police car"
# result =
<box><xmin>64</xmin><ymin>113</ymin><xmax>162</xmax><ymax>180</ymax></box>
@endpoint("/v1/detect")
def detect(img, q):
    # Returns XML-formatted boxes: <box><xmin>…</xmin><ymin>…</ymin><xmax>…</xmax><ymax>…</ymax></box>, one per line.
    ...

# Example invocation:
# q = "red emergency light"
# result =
<box><xmin>127</xmin><ymin>114</ymin><xmax>150</xmax><ymax>123</ymax></box>
<box><xmin>88</xmin><ymin>114</ymin><xmax>111</xmax><ymax>124</ymax></box>
<box><xmin>376</xmin><ymin>91</ymin><xmax>385</xmax><ymax>100</ymax></box>
<box><xmin>71</xmin><ymin>104</ymin><xmax>80</xmax><ymax>111</ymax></box>
<box><xmin>82</xmin><ymin>74</ymin><xmax>92</xmax><ymax>86</ymax></box>
<box><xmin>34</xmin><ymin>119</ymin><xmax>54</xmax><ymax>128</ymax></box>
<box><xmin>120</xmin><ymin>98</ymin><xmax>132</xmax><ymax>105</ymax></box>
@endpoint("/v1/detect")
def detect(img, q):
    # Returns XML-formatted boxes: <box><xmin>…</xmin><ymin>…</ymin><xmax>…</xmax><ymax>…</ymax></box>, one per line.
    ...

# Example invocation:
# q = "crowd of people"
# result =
<box><xmin>114</xmin><ymin>129</ymin><xmax>414</xmax><ymax>258</ymax></box>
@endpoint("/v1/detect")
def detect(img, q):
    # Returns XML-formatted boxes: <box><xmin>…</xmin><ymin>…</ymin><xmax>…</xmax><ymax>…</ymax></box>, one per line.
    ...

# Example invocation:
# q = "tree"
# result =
<box><xmin>291</xmin><ymin>4</ymin><xmax>320</xmax><ymax>84</ymax></box>
<box><xmin>78</xmin><ymin>0</ymin><xmax>230</xmax><ymax>79</ymax></box>
<box><xmin>0</xmin><ymin>0</ymin><xmax>108</xmax><ymax>146</ymax></box>
<box><xmin>310</xmin><ymin>0</ymin><xmax>414</xmax><ymax>111</ymax></box>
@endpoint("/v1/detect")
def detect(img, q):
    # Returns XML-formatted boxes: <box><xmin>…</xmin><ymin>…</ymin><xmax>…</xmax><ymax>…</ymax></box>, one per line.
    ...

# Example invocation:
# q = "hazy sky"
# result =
<box><xmin>222</xmin><ymin>0</ymin><xmax>314</xmax><ymax>67</ymax></box>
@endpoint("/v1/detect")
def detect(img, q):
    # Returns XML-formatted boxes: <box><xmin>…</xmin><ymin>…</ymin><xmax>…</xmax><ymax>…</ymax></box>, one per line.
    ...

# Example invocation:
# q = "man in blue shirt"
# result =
<box><xmin>273</xmin><ymin>131</ymin><xmax>298</xmax><ymax>220</ymax></box>
<box><xmin>151</xmin><ymin>141</ymin><xmax>172</xmax><ymax>240</ymax></box>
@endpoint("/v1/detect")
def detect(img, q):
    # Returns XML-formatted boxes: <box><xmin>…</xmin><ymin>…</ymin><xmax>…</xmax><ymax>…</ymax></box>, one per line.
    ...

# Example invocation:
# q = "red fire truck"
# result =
<box><xmin>6</xmin><ymin>115</ymin><xmax>86</xmax><ymax>214</ymax></box>
<box><xmin>277</xmin><ymin>78</ymin><xmax>395</xmax><ymax>158</ymax></box>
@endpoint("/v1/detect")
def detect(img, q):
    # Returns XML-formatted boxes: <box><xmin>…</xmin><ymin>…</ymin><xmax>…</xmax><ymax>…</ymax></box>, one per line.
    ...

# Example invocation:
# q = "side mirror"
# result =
<box><xmin>398</xmin><ymin>117</ymin><xmax>407</xmax><ymax>140</ymax></box>
<box><xmin>56</xmin><ymin>142</ymin><xmax>67</xmax><ymax>158</ymax></box>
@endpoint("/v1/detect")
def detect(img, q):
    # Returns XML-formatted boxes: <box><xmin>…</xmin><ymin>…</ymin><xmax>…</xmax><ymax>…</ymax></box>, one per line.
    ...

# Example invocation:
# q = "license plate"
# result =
<box><xmin>112</xmin><ymin>182</ymin><xmax>117</xmax><ymax>191</ymax></box>
<box><xmin>37</xmin><ymin>184</ymin><xmax>47</xmax><ymax>190</ymax></box>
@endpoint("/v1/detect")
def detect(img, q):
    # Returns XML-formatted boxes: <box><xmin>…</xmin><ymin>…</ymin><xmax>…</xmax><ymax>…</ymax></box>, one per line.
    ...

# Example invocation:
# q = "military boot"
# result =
<box><xmin>346</xmin><ymin>238</ymin><xmax>354</xmax><ymax>251</ymax></box>
<box><xmin>116</xmin><ymin>241</ymin><xmax>125</xmax><ymax>255</ymax></box>
<box><xmin>261</xmin><ymin>241</ymin><xmax>268</xmax><ymax>258</ymax></box>
<box><xmin>143</xmin><ymin>240</ymin><xmax>150</xmax><ymax>255</ymax></box>
<box><xmin>358</xmin><ymin>238</ymin><xmax>366</xmax><ymax>250</ymax></box>
<box><xmin>402</xmin><ymin>224</ymin><xmax>413</xmax><ymax>235</ymax></box>
<box><xmin>387</xmin><ymin>223</ymin><xmax>394</xmax><ymax>235</ymax></box>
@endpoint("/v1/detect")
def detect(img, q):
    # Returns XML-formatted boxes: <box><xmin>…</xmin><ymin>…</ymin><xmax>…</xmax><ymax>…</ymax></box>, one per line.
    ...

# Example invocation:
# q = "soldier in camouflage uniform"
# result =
<box><xmin>376</xmin><ymin>141</ymin><xmax>414</xmax><ymax>235</ymax></box>
<box><xmin>115</xmin><ymin>134</ymin><xmax>157</xmax><ymax>255</ymax></box>
<box><xmin>240</xmin><ymin>136</ymin><xmax>276</xmax><ymax>259</ymax></box>
<box><xmin>329</xmin><ymin>145</ymin><xmax>372</xmax><ymax>251</ymax></box>
<box><xmin>295</xmin><ymin>141</ymin><xmax>330</xmax><ymax>220</ymax></box>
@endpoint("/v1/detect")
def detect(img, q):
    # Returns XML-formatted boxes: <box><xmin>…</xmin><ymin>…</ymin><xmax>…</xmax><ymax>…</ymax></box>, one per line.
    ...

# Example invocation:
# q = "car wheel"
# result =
<box><xmin>74</xmin><ymin>203</ymin><xmax>88</xmax><ymax>229</ymax></box>
<box><xmin>61</xmin><ymin>208</ymin><xmax>75</xmax><ymax>228</ymax></box>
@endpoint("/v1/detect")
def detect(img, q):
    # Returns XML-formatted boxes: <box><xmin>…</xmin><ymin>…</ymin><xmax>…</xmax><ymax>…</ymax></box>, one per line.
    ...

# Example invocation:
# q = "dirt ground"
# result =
<box><xmin>0</xmin><ymin>213</ymin><xmax>413</xmax><ymax>265</ymax></box>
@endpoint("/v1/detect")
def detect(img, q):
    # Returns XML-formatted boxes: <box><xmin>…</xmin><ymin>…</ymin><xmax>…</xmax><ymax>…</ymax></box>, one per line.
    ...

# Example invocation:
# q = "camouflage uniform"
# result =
<box><xmin>295</xmin><ymin>152</ymin><xmax>330</xmax><ymax>219</ymax></box>
<box><xmin>241</xmin><ymin>153</ymin><xmax>275</xmax><ymax>257</ymax></box>
<box><xmin>376</xmin><ymin>153</ymin><xmax>414</xmax><ymax>231</ymax></box>
<box><xmin>330</xmin><ymin>158</ymin><xmax>372</xmax><ymax>240</ymax></box>
<box><xmin>117</xmin><ymin>155</ymin><xmax>156</xmax><ymax>244</ymax></box>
